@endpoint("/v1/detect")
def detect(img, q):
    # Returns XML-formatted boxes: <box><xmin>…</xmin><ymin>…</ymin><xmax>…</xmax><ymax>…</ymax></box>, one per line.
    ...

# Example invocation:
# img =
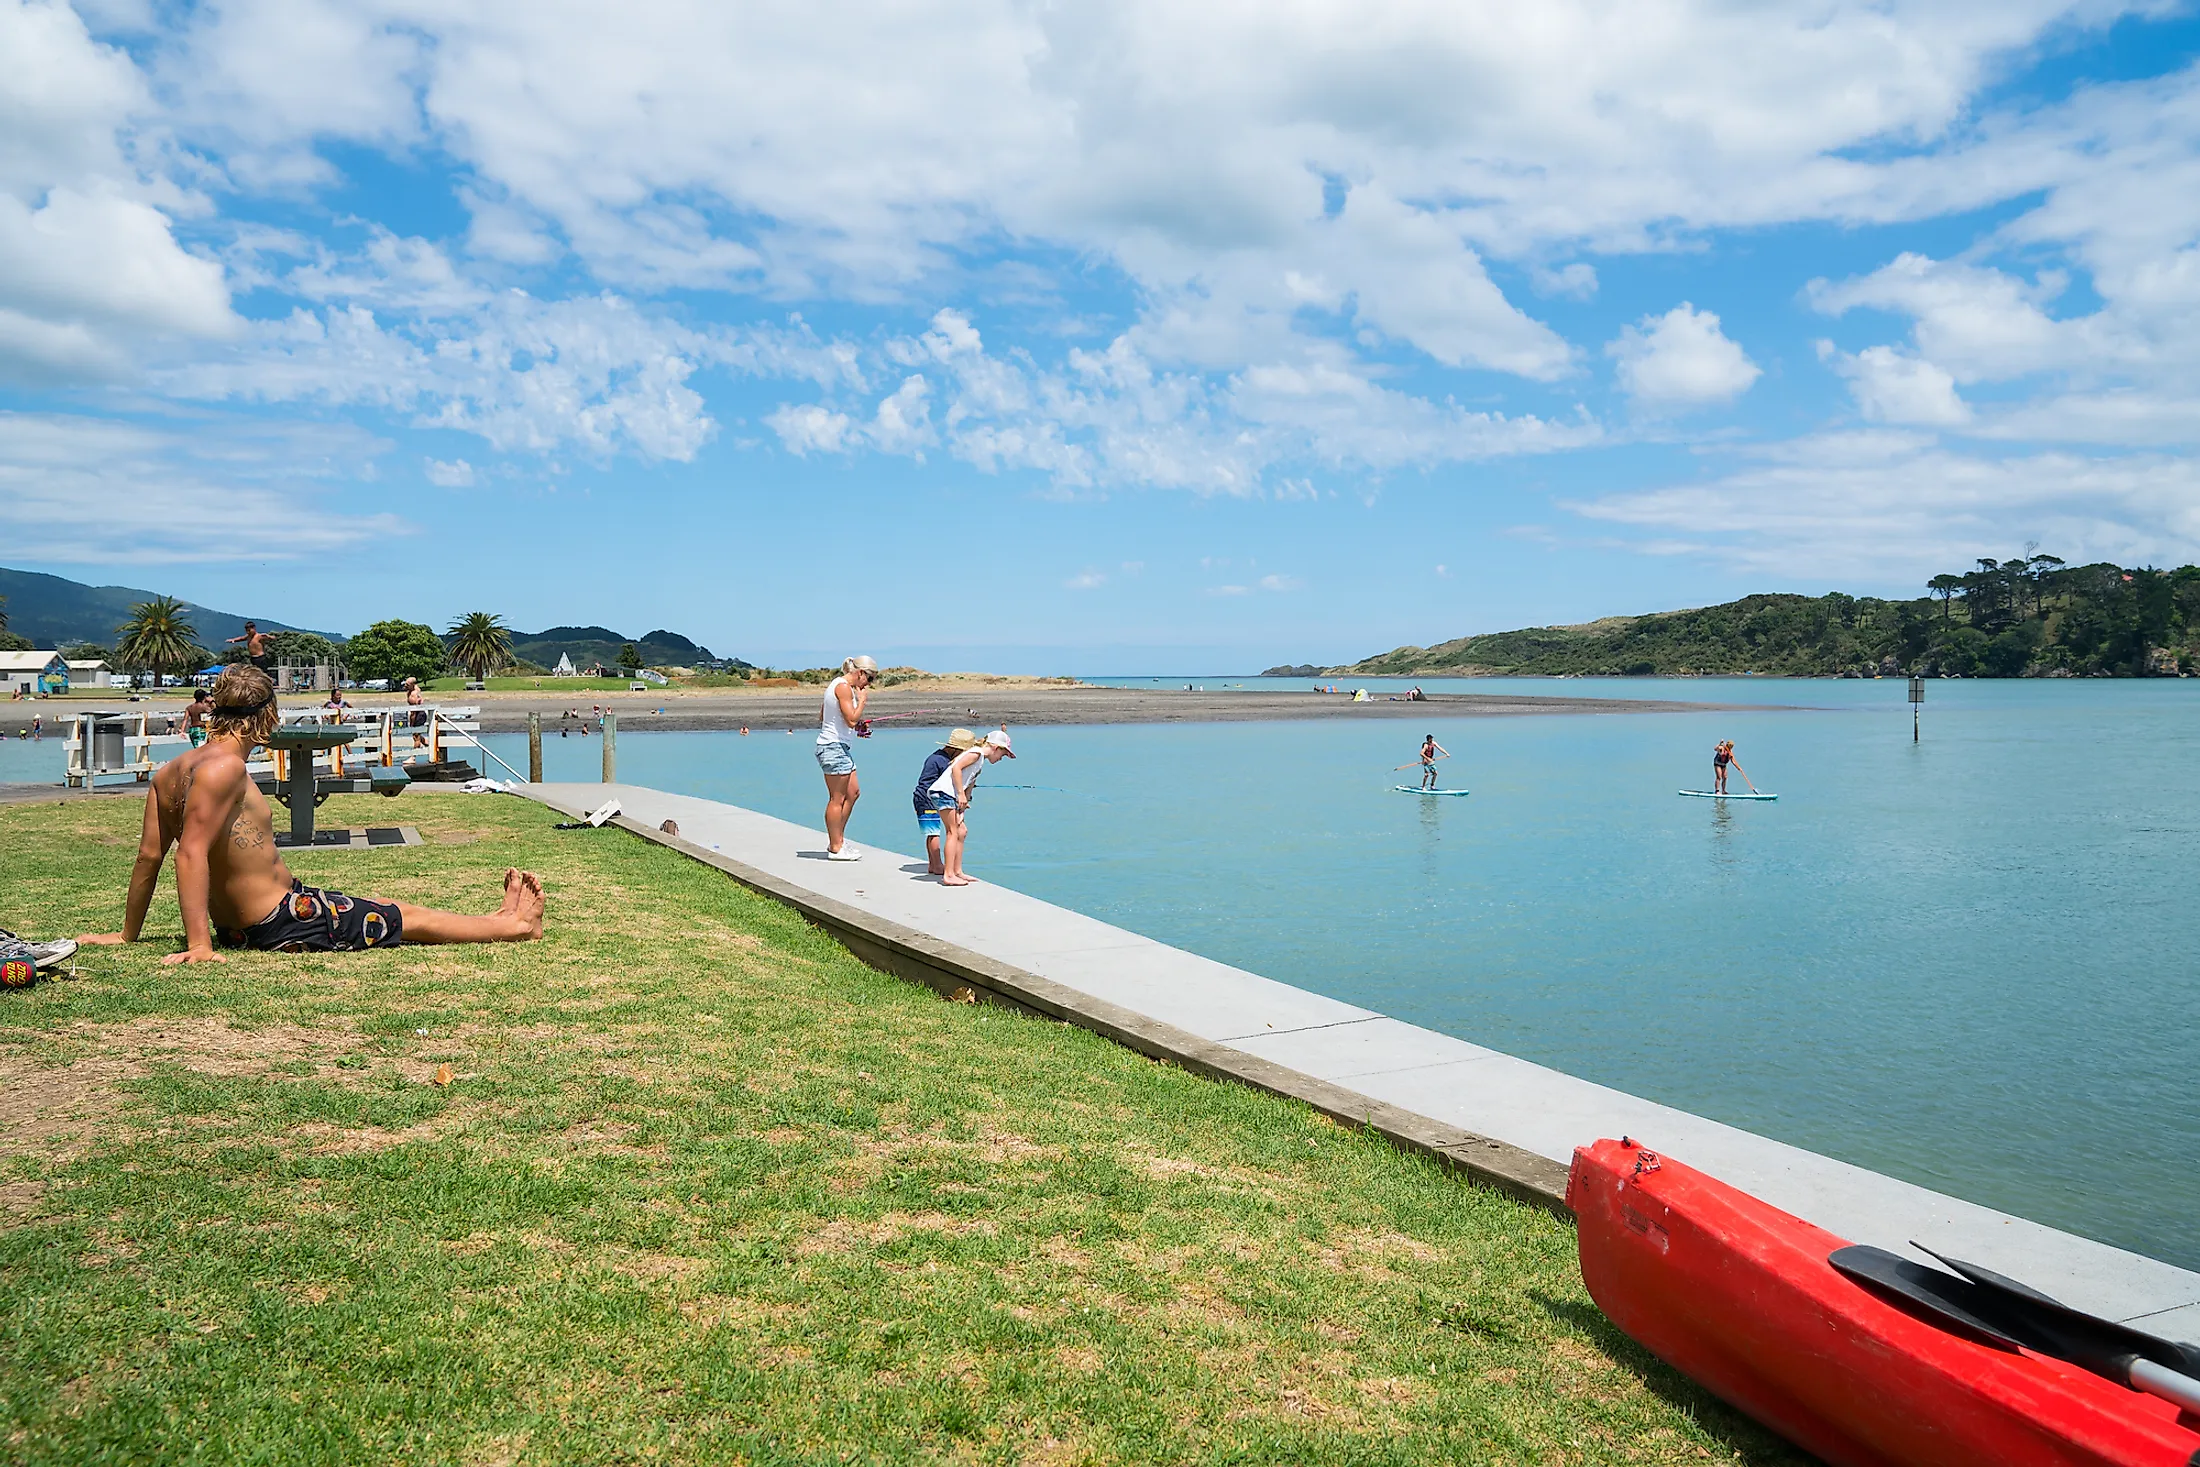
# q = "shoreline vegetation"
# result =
<box><xmin>1324</xmin><ymin>555</ymin><xmax>2200</xmax><ymax>680</ymax></box>
<box><xmin>0</xmin><ymin>793</ymin><xmax>1800</xmax><ymax>1463</ymax></box>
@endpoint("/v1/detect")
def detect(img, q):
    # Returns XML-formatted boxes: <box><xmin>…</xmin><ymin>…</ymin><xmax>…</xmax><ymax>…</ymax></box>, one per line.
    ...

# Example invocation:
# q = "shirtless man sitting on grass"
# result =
<box><xmin>79</xmin><ymin>665</ymin><xmax>544</xmax><ymax>964</ymax></box>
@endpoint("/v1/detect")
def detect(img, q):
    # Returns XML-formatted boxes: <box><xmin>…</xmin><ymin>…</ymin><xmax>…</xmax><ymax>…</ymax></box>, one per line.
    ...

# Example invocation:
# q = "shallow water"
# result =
<box><xmin>10</xmin><ymin>679</ymin><xmax>2197</xmax><ymax>1270</ymax></box>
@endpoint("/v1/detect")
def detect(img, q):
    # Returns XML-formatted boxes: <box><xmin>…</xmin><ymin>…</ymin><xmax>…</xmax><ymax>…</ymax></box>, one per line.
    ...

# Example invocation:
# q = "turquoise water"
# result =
<box><xmin>10</xmin><ymin>680</ymin><xmax>2196</xmax><ymax>1270</ymax></box>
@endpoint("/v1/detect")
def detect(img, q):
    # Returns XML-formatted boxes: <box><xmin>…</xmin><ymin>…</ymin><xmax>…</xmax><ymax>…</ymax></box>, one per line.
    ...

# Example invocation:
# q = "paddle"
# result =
<box><xmin>1728</xmin><ymin>756</ymin><xmax>1761</xmax><ymax>794</ymax></box>
<box><xmin>1393</xmin><ymin>754</ymin><xmax>1450</xmax><ymax>770</ymax></box>
<box><xmin>1914</xmin><ymin>1244</ymin><xmax>2200</xmax><ymax>1409</ymax></box>
<box><xmin>1830</xmin><ymin>1245</ymin><xmax>2200</xmax><ymax>1416</ymax></box>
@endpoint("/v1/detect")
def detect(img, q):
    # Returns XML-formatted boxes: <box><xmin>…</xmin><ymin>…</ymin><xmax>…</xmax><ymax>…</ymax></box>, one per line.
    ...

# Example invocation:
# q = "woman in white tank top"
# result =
<box><xmin>816</xmin><ymin>655</ymin><xmax>877</xmax><ymax>859</ymax></box>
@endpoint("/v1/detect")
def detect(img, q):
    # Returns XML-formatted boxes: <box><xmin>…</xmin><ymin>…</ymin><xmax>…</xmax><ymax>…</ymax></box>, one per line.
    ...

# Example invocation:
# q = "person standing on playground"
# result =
<box><xmin>404</xmin><ymin>675</ymin><xmax>428</xmax><ymax>748</ymax></box>
<box><xmin>817</xmin><ymin>655</ymin><xmax>877</xmax><ymax>860</ymax></box>
<box><xmin>225</xmin><ymin>621</ymin><xmax>272</xmax><ymax>672</ymax></box>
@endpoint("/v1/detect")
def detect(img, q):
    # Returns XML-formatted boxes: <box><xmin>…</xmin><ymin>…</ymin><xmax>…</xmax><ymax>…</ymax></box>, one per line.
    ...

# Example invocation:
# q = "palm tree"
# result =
<box><xmin>446</xmin><ymin>611</ymin><xmax>514</xmax><ymax>682</ymax></box>
<box><xmin>116</xmin><ymin>597</ymin><xmax>202</xmax><ymax>686</ymax></box>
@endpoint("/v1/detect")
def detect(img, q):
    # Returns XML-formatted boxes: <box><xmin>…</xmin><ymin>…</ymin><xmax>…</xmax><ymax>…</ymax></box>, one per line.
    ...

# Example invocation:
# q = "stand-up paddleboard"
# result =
<box><xmin>1678</xmin><ymin>789</ymin><xmax>1778</xmax><ymax>801</ymax></box>
<box><xmin>1396</xmin><ymin>786</ymin><xmax>1470</xmax><ymax>796</ymax></box>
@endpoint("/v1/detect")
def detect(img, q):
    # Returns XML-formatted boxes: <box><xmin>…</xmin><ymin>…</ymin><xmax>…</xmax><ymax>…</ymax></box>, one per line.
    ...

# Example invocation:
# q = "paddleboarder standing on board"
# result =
<box><xmin>1713</xmin><ymin>739</ymin><xmax>1757</xmax><ymax>794</ymax></box>
<box><xmin>1418</xmin><ymin>734</ymin><xmax>1449</xmax><ymax>789</ymax></box>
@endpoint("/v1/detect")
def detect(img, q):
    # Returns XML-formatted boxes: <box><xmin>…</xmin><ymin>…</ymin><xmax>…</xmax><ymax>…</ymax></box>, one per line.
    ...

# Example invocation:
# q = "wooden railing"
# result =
<box><xmin>65</xmin><ymin>706</ymin><xmax>486</xmax><ymax>789</ymax></box>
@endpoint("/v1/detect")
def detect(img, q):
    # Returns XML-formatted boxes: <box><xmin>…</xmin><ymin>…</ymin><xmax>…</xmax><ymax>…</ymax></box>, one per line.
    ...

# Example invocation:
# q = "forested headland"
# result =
<box><xmin>1339</xmin><ymin>555</ymin><xmax>2200</xmax><ymax>678</ymax></box>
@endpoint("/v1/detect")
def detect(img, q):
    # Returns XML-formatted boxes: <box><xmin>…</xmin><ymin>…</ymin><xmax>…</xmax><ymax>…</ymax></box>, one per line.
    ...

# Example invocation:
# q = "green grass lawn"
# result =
<box><xmin>0</xmin><ymin>794</ymin><xmax>1802</xmax><ymax>1465</ymax></box>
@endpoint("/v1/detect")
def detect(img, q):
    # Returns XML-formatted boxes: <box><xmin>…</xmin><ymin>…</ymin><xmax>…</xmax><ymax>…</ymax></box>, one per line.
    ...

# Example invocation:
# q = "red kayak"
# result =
<box><xmin>1569</xmin><ymin>1137</ymin><xmax>2200</xmax><ymax>1466</ymax></box>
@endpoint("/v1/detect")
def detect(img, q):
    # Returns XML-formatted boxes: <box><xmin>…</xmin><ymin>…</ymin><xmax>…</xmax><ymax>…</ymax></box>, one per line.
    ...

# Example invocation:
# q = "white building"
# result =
<box><xmin>66</xmin><ymin>659</ymin><xmax>116</xmax><ymax>688</ymax></box>
<box><xmin>0</xmin><ymin>650</ymin><xmax>69</xmax><ymax>696</ymax></box>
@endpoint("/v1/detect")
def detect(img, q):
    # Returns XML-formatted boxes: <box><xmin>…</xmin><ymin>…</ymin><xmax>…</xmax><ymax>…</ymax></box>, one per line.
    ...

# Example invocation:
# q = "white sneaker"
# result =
<box><xmin>826</xmin><ymin>846</ymin><xmax>862</xmax><ymax>861</ymax></box>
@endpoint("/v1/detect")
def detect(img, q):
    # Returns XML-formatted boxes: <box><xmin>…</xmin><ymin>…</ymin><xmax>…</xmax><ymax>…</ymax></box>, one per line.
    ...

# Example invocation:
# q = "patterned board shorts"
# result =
<box><xmin>220</xmin><ymin>879</ymin><xmax>404</xmax><ymax>952</ymax></box>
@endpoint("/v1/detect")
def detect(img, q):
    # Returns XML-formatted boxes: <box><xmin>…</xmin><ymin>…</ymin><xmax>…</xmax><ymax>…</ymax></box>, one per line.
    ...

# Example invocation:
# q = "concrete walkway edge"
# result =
<box><xmin>582</xmin><ymin>800</ymin><xmax>1573</xmax><ymax>1212</ymax></box>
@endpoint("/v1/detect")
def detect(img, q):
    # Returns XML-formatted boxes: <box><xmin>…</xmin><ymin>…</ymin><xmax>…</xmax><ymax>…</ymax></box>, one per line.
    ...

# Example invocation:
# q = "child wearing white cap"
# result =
<box><xmin>925</xmin><ymin>728</ymin><xmax>1014</xmax><ymax>886</ymax></box>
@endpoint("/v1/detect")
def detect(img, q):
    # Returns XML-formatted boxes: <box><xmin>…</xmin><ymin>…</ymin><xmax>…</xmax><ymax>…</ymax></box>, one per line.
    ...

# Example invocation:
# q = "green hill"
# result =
<box><xmin>0</xmin><ymin>566</ymin><xmax>336</xmax><ymax>652</ymax></box>
<box><xmin>1341</xmin><ymin>558</ymin><xmax>2200</xmax><ymax>678</ymax></box>
<box><xmin>507</xmin><ymin>626</ymin><xmax>748</xmax><ymax>673</ymax></box>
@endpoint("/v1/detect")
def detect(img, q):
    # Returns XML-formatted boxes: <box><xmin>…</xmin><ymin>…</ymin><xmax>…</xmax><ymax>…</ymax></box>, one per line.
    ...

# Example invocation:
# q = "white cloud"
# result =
<box><xmin>1532</xmin><ymin>263</ymin><xmax>1598</xmax><ymax>300</ymax></box>
<box><xmin>0</xmin><ymin>1</ymin><xmax>237</xmax><ymax>380</ymax></box>
<box><xmin>424</xmin><ymin>457</ymin><xmax>475</xmax><ymax>486</ymax></box>
<box><xmin>25</xmin><ymin>0</ymin><xmax>2200</xmax><ymax>563</ymax></box>
<box><xmin>0</xmin><ymin>409</ymin><xmax>405</xmax><ymax>562</ymax></box>
<box><xmin>1205</xmin><ymin>584</ymin><xmax>1251</xmax><ymax>596</ymax></box>
<box><xmin>160</xmin><ymin>291</ymin><xmax>724</xmax><ymax>461</ymax></box>
<box><xmin>760</xmin><ymin>313</ymin><xmax>1598</xmax><ymax>492</ymax></box>
<box><xmin>1567</xmin><ymin>432</ymin><xmax>2200</xmax><ymax>578</ymax></box>
<box><xmin>1063</xmin><ymin>569</ymin><xmax>1106</xmax><ymax>589</ymax></box>
<box><xmin>1823</xmin><ymin>343</ymin><xmax>1971</xmax><ymax>425</ymax></box>
<box><xmin>1257</xmin><ymin>573</ymin><xmax>1303</xmax><ymax>591</ymax></box>
<box><xmin>1607</xmin><ymin>303</ymin><xmax>1760</xmax><ymax>410</ymax></box>
<box><xmin>1809</xmin><ymin>254</ymin><xmax>2078</xmax><ymax>382</ymax></box>
<box><xmin>123</xmin><ymin>0</ymin><xmax>2123</xmax><ymax>415</ymax></box>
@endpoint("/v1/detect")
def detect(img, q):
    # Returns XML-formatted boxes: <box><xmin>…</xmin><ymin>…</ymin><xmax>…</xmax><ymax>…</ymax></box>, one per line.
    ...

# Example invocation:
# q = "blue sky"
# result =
<box><xmin>6</xmin><ymin>1</ymin><xmax>2200</xmax><ymax>670</ymax></box>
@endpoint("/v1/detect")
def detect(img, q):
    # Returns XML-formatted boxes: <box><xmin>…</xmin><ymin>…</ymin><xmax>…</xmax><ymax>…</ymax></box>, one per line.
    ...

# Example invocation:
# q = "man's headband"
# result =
<box><xmin>212</xmin><ymin>691</ymin><xmax>274</xmax><ymax>718</ymax></box>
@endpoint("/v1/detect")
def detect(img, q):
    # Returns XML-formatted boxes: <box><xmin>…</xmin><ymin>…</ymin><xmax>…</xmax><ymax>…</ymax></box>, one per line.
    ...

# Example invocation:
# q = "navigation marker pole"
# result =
<box><xmin>1909</xmin><ymin>675</ymin><xmax>1924</xmax><ymax>742</ymax></box>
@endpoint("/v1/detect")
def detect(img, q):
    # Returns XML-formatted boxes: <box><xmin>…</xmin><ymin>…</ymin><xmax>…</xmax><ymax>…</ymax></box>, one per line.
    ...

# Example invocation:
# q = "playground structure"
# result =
<box><xmin>63</xmin><ymin>705</ymin><xmax>489</xmax><ymax>792</ymax></box>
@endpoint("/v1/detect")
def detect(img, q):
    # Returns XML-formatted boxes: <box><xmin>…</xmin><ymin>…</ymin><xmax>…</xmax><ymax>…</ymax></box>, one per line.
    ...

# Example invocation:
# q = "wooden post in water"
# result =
<box><xmin>601</xmin><ymin>713</ymin><xmax>616</xmax><ymax>782</ymax></box>
<box><xmin>1908</xmin><ymin>675</ymin><xmax>1924</xmax><ymax>742</ymax></box>
<box><xmin>527</xmin><ymin>712</ymin><xmax>543</xmax><ymax>784</ymax></box>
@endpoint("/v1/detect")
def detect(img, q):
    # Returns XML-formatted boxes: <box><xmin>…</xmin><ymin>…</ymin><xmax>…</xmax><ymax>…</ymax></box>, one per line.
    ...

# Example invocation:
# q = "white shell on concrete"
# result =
<box><xmin>528</xmin><ymin>782</ymin><xmax>2200</xmax><ymax>1335</ymax></box>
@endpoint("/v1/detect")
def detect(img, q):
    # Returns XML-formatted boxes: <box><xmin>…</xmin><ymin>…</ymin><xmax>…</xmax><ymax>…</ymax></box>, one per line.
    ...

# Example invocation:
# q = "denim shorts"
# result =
<box><xmin>815</xmin><ymin>740</ymin><xmax>856</xmax><ymax>776</ymax></box>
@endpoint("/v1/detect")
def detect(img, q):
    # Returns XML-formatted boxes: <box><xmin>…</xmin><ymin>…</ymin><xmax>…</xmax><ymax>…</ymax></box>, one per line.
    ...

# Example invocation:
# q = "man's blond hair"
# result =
<box><xmin>206</xmin><ymin>664</ymin><xmax>280</xmax><ymax>748</ymax></box>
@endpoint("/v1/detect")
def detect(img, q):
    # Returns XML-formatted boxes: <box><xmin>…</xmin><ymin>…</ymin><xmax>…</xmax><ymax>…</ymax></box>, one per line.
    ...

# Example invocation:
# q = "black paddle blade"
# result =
<box><xmin>1828</xmin><ymin>1246</ymin><xmax>2024</xmax><ymax>1350</ymax></box>
<box><xmin>1913</xmin><ymin>1244</ymin><xmax>2200</xmax><ymax>1378</ymax></box>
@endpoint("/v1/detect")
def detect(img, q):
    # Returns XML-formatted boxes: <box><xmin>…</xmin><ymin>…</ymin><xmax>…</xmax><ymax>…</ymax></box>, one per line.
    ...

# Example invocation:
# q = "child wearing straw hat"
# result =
<box><xmin>925</xmin><ymin>729</ymin><xmax>1015</xmax><ymax>886</ymax></box>
<box><xmin>913</xmin><ymin>728</ymin><xmax>980</xmax><ymax>875</ymax></box>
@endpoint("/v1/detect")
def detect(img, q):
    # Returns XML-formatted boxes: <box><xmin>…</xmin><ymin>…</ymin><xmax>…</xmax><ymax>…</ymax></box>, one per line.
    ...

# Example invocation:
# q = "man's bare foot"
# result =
<box><xmin>515</xmin><ymin>871</ymin><xmax>545</xmax><ymax>938</ymax></box>
<box><xmin>499</xmin><ymin>868</ymin><xmax>523</xmax><ymax>914</ymax></box>
<box><xmin>941</xmin><ymin>875</ymin><xmax>973</xmax><ymax>886</ymax></box>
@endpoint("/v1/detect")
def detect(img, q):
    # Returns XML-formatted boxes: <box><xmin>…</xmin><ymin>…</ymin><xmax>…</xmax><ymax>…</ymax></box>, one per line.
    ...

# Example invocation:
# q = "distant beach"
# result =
<box><xmin>382</xmin><ymin>683</ymin><xmax>1766</xmax><ymax>734</ymax></box>
<box><xmin>0</xmin><ymin>678</ymin><xmax>1781</xmax><ymax>738</ymax></box>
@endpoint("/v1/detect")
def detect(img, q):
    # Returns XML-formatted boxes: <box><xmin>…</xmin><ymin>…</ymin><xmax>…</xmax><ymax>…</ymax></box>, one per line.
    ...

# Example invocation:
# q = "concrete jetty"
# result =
<box><xmin>525</xmin><ymin>780</ymin><xmax>2200</xmax><ymax>1340</ymax></box>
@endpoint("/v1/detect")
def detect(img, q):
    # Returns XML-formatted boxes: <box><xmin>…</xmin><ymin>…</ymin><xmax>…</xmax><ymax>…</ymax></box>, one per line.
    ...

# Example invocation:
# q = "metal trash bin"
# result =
<box><xmin>89</xmin><ymin>714</ymin><xmax>128</xmax><ymax>773</ymax></box>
